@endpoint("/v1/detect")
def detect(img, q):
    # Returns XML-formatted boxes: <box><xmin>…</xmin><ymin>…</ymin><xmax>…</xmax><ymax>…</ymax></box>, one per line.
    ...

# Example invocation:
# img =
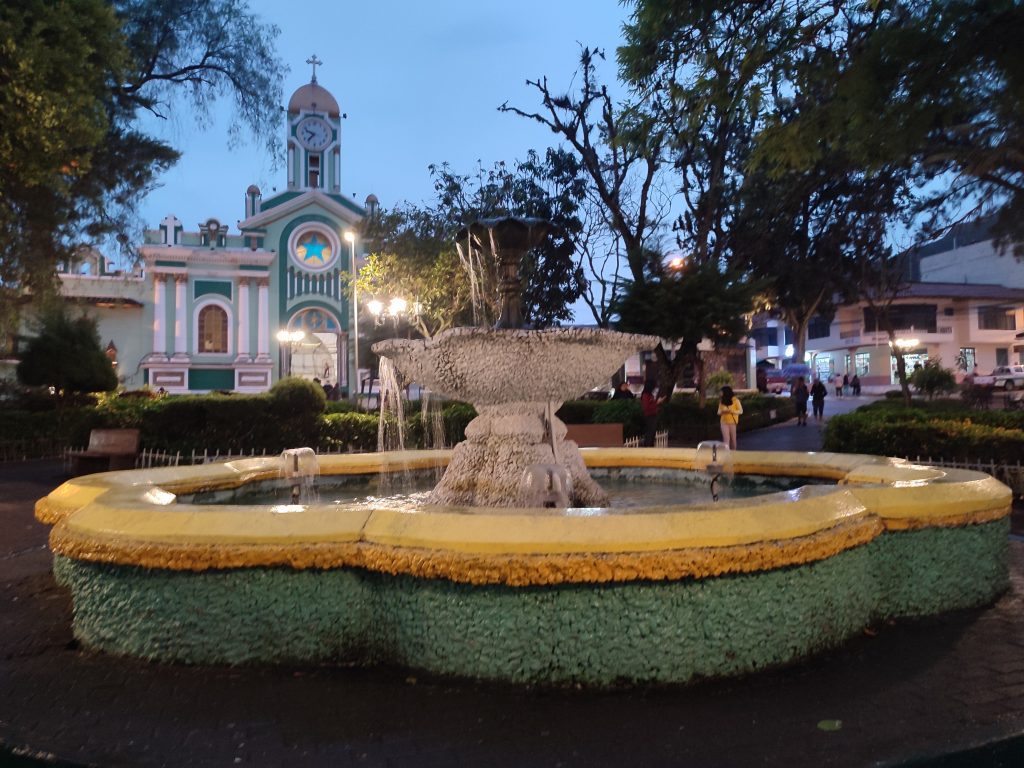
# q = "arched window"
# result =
<box><xmin>198</xmin><ymin>305</ymin><xmax>228</xmax><ymax>353</ymax></box>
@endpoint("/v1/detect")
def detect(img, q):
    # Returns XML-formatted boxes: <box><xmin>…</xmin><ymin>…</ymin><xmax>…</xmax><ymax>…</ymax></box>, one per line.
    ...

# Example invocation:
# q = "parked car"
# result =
<box><xmin>762</xmin><ymin>367</ymin><xmax>788</xmax><ymax>394</ymax></box>
<box><xmin>985</xmin><ymin>365</ymin><xmax>1024</xmax><ymax>390</ymax></box>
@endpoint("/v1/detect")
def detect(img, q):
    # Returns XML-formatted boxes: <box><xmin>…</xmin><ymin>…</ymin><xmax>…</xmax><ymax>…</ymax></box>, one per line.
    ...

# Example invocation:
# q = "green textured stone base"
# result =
<box><xmin>53</xmin><ymin>519</ymin><xmax>1010</xmax><ymax>686</ymax></box>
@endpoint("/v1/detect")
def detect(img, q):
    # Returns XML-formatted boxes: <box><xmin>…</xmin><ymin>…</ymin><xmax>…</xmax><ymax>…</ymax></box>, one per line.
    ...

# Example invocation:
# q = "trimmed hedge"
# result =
<box><xmin>555</xmin><ymin>393</ymin><xmax>796</xmax><ymax>442</ymax></box>
<box><xmin>321</xmin><ymin>412</ymin><xmax>379</xmax><ymax>452</ymax></box>
<box><xmin>1</xmin><ymin>386</ymin><xmax>797</xmax><ymax>455</ymax></box>
<box><xmin>823</xmin><ymin>399</ymin><xmax>1024</xmax><ymax>462</ymax></box>
<box><xmin>662</xmin><ymin>393</ymin><xmax>796</xmax><ymax>442</ymax></box>
<box><xmin>0</xmin><ymin>384</ymin><xmax>479</xmax><ymax>456</ymax></box>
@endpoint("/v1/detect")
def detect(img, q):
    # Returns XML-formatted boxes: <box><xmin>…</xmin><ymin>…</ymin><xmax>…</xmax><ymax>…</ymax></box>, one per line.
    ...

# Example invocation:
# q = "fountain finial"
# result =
<box><xmin>456</xmin><ymin>216</ymin><xmax>555</xmax><ymax>329</ymax></box>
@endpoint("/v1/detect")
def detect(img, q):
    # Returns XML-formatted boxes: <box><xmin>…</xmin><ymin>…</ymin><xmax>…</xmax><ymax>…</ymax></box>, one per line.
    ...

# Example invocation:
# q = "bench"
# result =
<box><xmin>564</xmin><ymin>423</ymin><xmax>624</xmax><ymax>448</ymax></box>
<box><xmin>68</xmin><ymin>429</ymin><xmax>140</xmax><ymax>475</ymax></box>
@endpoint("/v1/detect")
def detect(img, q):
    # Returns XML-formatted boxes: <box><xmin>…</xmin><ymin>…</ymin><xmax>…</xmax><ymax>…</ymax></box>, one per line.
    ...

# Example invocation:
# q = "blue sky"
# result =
<box><xmin>138</xmin><ymin>0</ymin><xmax>630</xmax><ymax>234</ymax></box>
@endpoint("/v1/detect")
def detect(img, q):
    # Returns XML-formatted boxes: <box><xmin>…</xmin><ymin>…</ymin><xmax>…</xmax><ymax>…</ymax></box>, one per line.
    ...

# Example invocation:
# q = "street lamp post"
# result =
<box><xmin>344</xmin><ymin>231</ymin><xmax>359</xmax><ymax>403</ymax></box>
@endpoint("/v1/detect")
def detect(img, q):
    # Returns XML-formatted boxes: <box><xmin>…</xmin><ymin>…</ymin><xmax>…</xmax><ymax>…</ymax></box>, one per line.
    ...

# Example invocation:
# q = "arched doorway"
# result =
<box><xmin>285</xmin><ymin>307</ymin><xmax>348</xmax><ymax>393</ymax></box>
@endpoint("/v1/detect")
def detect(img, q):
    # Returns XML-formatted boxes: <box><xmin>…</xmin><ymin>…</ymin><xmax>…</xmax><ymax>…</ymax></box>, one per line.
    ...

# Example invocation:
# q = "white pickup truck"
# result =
<box><xmin>974</xmin><ymin>365</ymin><xmax>1024</xmax><ymax>389</ymax></box>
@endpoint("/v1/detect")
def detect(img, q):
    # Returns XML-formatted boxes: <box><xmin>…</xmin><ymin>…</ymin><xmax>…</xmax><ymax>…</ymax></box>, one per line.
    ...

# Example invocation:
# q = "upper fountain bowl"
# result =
<box><xmin>373</xmin><ymin>327</ymin><xmax>660</xmax><ymax>405</ymax></box>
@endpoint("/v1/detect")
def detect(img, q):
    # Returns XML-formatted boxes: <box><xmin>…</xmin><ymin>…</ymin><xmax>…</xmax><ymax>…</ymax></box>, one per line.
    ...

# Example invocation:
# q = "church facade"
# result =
<box><xmin>33</xmin><ymin>68</ymin><xmax>372</xmax><ymax>395</ymax></box>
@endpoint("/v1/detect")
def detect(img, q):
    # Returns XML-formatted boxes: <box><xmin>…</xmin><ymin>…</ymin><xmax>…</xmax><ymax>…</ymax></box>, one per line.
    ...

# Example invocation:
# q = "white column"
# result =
<box><xmin>236</xmin><ymin>279</ymin><xmax>250</xmax><ymax>361</ymax></box>
<box><xmin>256</xmin><ymin>279</ymin><xmax>270</xmax><ymax>360</ymax></box>
<box><xmin>173</xmin><ymin>275</ymin><xmax>187</xmax><ymax>358</ymax></box>
<box><xmin>152</xmin><ymin>276</ymin><xmax>166</xmax><ymax>357</ymax></box>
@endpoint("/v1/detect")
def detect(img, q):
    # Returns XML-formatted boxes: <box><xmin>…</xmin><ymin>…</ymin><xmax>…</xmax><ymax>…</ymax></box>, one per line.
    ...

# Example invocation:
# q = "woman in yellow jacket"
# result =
<box><xmin>717</xmin><ymin>385</ymin><xmax>742</xmax><ymax>450</ymax></box>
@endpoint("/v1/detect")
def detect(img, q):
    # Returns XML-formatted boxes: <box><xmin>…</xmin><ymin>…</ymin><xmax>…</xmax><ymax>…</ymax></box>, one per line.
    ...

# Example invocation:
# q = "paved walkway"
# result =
<box><xmin>3</xmin><ymin>438</ymin><xmax>1024</xmax><ymax>766</ymax></box>
<box><xmin>738</xmin><ymin>394</ymin><xmax>881</xmax><ymax>453</ymax></box>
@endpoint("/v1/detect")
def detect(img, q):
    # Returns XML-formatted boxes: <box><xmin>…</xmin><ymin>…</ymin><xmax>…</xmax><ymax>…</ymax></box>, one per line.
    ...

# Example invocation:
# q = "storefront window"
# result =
<box><xmin>855</xmin><ymin>353</ymin><xmax>871</xmax><ymax>376</ymax></box>
<box><xmin>891</xmin><ymin>351</ymin><xmax>928</xmax><ymax>384</ymax></box>
<box><xmin>957</xmin><ymin>347</ymin><xmax>976</xmax><ymax>371</ymax></box>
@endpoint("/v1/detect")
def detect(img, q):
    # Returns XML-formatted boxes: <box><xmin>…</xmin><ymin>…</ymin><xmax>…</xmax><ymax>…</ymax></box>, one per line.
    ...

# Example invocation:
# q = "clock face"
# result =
<box><xmin>296</xmin><ymin>117</ymin><xmax>332</xmax><ymax>150</ymax></box>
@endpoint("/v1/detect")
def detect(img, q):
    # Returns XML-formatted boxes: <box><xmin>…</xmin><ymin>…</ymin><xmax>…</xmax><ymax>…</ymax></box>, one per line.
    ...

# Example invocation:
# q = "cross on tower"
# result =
<box><xmin>306</xmin><ymin>54</ymin><xmax>323</xmax><ymax>84</ymax></box>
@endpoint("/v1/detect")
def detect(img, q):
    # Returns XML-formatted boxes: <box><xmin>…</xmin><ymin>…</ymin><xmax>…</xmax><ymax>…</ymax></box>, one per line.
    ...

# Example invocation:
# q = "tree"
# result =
<box><xmin>500</xmin><ymin>47</ymin><xmax>669</xmax><ymax>295</ymax></box>
<box><xmin>619</xmin><ymin>2</ymin><xmax>846</xmax><ymax>268</ymax></box>
<box><xmin>613</xmin><ymin>258</ymin><xmax>759</xmax><ymax>403</ymax></box>
<box><xmin>0</xmin><ymin>0</ymin><xmax>285</xmax><ymax>326</ymax></box>
<box><xmin>357</xmin><ymin>205</ymin><xmax>474</xmax><ymax>338</ymax></box>
<box><xmin>615</xmin><ymin>3</ymin><xmax>849</xmax><ymax>391</ymax></box>
<box><xmin>754</xmin><ymin>1</ymin><xmax>1024</xmax><ymax>247</ymax></box>
<box><xmin>430</xmin><ymin>152</ymin><xmax>588</xmax><ymax>329</ymax></box>
<box><xmin>17</xmin><ymin>305</ymin><xmax>118</xmax><ymax>406</ymax></box>
<box><xmin>358</xmin><ymin>153</ymin><xmax>588</xmax><ymax>336</ymax></box>
<box><xmin>910</xmin><ymin>359</ymin><xmax>956</xmax><ymax>400</ymax></box>
<box><xmin>730</xmin><ymin>158</ymin><xmax>912</xmax><ymax>364</ymax></box>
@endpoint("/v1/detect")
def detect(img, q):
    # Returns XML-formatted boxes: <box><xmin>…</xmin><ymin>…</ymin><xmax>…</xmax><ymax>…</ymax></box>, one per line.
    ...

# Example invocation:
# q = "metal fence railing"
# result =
<box><xmin>899</xmin><ymin>455</ymin><xmax>1024</xmax><ymax>497</ymax></box>
<box><xmin>623</xmin><ymin>430</ymin><xmax>669</xmax><ymax>449</ymax></box>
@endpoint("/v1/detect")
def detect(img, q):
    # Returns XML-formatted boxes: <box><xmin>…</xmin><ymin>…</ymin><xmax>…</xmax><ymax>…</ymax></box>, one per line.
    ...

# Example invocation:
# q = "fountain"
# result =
<box><xmin>32</xmin><ymin>217</ymin><xmax>1012</xmax><ymax>687</ymax></box>
<box><xmin>374</xmin><ymin>217</ymin><xmax>659</xmax><ymax>507</ymax></box>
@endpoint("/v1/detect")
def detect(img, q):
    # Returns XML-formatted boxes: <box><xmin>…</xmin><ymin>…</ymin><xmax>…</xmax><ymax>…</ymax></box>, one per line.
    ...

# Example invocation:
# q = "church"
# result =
<box><xmin>44</xmin><ymin>63</ymin><xmax>373</xmax><ymax>395</ymax></box>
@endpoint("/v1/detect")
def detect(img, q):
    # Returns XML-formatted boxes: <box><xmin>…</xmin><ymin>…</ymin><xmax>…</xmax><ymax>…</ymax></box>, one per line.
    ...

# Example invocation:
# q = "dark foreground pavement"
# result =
<box><xmin>3</xmin><ymin>459</ymin><xmax>1024</xmax><ymax>768</ymax></box>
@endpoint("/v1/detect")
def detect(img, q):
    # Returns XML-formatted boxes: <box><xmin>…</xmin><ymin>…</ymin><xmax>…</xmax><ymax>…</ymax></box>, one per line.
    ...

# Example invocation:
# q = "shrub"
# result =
<box><xmin>268</xmin><ymin>377</ymin><xmax>326</xmax><ymax>414</ymax></box>
<box><xmin>321</xmin><ymin>412</ymin><xmax>379</xmax><ymax>452</ymax></box>
<box><xmin>961</xmin><ymin>384</ymin><xmax>994</xmax><ymax>410</ymax></box>
<box><xmin>909</xmin><ymin>359</ymin><xmax>957</xmax><ymax>399</ymax></box>
<box><xmin>705</xmin><ymin>370</ymin><xmax>734</xmax><ymax>397</ymax></box>
<box><xmin>592</xmin><ymin>398</ymin><xmax>645</xmax><ymax>438</ymax></box>
<box><xmin>142</xmin><ymin>394</ymin><xmax>276</xmax><ymax>452</ymax></box>
<box><xmin>442</xmin><ymin>402</ymin><xmax>477</xmax><ymax>444</ymax></box>
<box><xmin>324</xmin><ymin>400</ymin><xmax>358</xmax><ymax>414</ymax></box>
<box><xmin>823</xmin><ymin>401</ymin><xmax>1024</xmax><ymax>462</ymax></box>
<box><xmin>661</xmin><ymin>392</ymin><xmax>795</xmax><ymax>441</ymax></box>
<box><xmin>556</xmin><ymin>400</ymin><xmax>604</xmax><ymax>425</ymax></box>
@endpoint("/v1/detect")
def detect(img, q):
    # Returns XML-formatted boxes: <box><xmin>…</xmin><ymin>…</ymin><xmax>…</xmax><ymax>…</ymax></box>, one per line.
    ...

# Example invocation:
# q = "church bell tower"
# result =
<box><xmin>286</xmin><ymin>55</ymin><xmax>343</xmax><ymax>193</ymax></box>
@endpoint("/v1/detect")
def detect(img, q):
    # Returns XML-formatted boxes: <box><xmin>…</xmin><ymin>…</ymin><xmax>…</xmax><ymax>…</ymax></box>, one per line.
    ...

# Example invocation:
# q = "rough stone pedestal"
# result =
<box><xmin>429</xmin><ymin>403</ymin><xmax>608</xmax><ymax>508</ymax></box>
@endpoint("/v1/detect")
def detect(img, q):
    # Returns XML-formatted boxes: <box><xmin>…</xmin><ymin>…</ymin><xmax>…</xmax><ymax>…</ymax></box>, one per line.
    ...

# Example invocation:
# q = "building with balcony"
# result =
<box><xmin>750</xmin><ymin>219</ymin><xmax>1024</xmax><ymax>389</ymax></box>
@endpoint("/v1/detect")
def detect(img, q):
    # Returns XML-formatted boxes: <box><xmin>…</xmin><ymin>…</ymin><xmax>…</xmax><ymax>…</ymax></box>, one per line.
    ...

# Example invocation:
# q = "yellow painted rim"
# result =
<box><xmin>37</xmin><ymin>449</ymin><xmax>1012</xmax><ymax>585</ymax></box>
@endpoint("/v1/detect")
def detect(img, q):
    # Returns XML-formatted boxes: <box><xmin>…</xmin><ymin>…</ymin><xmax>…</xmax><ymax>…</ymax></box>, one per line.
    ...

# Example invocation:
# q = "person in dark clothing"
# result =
<box><xmin>640</xmin><ymin>381</ymin><xmax>666</xmax><ymax>447</ymax></box>
<box><xmin>791</xmin><ymin>377</ymin><xmax>810</xmax><ymax>426</ymax></box>
<box><xmin>612</xmin><ymin>381</ymin><xmax>635</xmax><ymax>400</ymax></box>
<box><xmin>811</xmin><ymin>377</ymin><xmax>828</xmax><ymax>422</ymax></box>
<box><xmin>850</xmin><ymin>374</ymin><xmax>861</xmax><ymax>396</ymax></box>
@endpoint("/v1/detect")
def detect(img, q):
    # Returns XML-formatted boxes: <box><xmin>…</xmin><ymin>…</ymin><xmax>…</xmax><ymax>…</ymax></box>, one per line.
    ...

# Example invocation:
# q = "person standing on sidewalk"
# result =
<box><xmin>792</xmin><ymin>377</ymin><xmax>809</xmax><ymax>426</ymax></box>
<box><xmin>811</xmin><ymin>377</ymin><xmax>828</xmax><ymax>422</ymax></box>
<box><xmin>718</xmin><ymin>385</ymin><xmax>742</xmax><ymax>450</ymax></box>
<box><xmin>641</xmin><ymin>381</ymin><xmax>666</xmax><ymax>447</ymax></box>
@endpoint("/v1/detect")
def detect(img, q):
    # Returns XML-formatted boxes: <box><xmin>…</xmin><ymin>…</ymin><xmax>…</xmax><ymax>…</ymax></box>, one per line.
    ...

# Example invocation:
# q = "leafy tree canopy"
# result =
<box><xmin>752</xmin><ymin>0</ymin><xmax>1024</xmax><ymax>245</ymax></box>
<box><xmin>0</xmin><ymin>0</ymin><xmax>284</xmax><ymax>321</ymax></box>
<box><xmin>16</xmin><ymin>304</ymin><xmax>118</xmax><ymax>398</ymax></box>
<box><xmin>361</xmin><ymin>151</ymin><xmax>588</xmax><ymax>334</ymax></box>
<box><xmin>613</xmin><ymin>256</ymin><xmax>759</xmax><ymax>398</ymax></box>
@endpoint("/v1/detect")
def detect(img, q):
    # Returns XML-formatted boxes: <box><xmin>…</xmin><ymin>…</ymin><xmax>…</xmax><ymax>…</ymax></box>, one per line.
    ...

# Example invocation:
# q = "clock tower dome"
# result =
<box><xmin>286</xmin><ymin>55</ymin><xmax>343</xmax><ymax>192</ymax></box>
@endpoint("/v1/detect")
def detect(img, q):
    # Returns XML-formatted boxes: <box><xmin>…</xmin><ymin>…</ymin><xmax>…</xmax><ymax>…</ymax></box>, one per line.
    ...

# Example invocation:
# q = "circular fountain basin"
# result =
<box><xmin>36</xmin><ymin>449</ymin><xmax>1011</xmax><ymax>686</ymax></box>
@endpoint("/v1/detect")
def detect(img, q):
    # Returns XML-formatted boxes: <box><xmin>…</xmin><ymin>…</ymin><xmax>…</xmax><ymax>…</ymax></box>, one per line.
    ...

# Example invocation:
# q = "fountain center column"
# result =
<box><xmin>428</xmin><ymin>400</ymin><xmax>609</xmax><ymax>508</ymax></box>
